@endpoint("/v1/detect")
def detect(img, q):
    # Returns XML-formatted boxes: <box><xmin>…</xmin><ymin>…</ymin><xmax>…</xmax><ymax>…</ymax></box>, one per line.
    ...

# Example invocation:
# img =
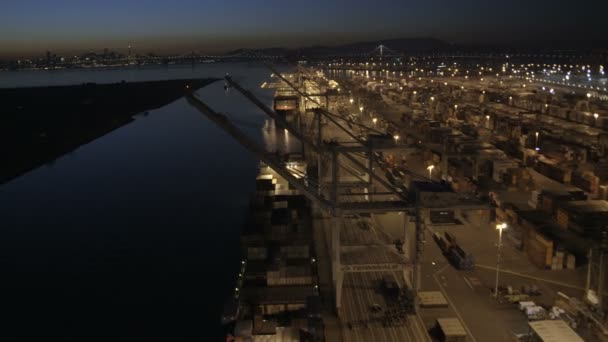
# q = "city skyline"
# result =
<box><xmin>2</xmin><ymin>0</ymin><xmax>606</xmax><ymax>59</ymax></box>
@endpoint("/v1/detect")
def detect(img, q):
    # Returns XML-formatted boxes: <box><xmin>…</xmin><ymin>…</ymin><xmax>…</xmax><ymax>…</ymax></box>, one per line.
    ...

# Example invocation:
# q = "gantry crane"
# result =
<box><xmin>186</xmin><ymin>64</ymin><xmax>488</xmax><ymax>312</ymax></box>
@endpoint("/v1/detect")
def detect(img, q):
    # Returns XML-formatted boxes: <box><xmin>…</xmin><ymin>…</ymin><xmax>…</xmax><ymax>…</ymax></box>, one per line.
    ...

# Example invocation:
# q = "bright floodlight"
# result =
<box><xmin>349</xmin><ymin>98</ymin><xmax>354</xmax><ymax>104</ymax></box>
<box><xmin>427</xmin><ymin>165</ymin><xmax>434</xmax><ymax>171</ymax></box>
<box><xmin>372</xmin><ymin>117</ymin><xmax>378</xmax><ymax>124</ymax></box>
<box><xmin>594</xmin><ymin>113</ymin><xmax>599</xmax><ymax>119</ymax></box>
<box><xmin>359</xmin><ymin>106</ymin><xmax>364</xmax><ymax>112</ymax></box>
<box><xmin>496</xmin><ymin>223</ymin><xmax>507</xmax><ymax>230</ymax></box>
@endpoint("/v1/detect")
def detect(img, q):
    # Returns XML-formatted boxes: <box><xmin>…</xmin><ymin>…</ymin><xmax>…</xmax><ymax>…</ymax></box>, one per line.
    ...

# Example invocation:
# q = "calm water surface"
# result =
<box><xmin>0</xmin><ymin>63</ymin><xmax>297</xmax><ymax>340</ymax></box>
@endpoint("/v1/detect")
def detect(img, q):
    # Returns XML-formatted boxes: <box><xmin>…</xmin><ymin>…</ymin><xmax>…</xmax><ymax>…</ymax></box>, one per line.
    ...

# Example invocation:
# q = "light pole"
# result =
<box><xmin>535</xmin><ymin>131</ymin><xmax>539</xmax><ymax>149</ymax></box>
<box><xmin>494</xmin><ymin>223</ymin><xmax>507</xmax><ymax>298</ymax></box>
<box><xmin>427</xmin><ymin>165</ymin><xmax>435</xmax><ymax>180</ymax></box>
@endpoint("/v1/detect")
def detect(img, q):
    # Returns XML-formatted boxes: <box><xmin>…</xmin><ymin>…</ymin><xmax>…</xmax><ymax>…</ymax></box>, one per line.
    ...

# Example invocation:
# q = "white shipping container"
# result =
<box><xmin>519</xmin><ymin>301</ymin><xmax>536</xmax><ymax>311</ymax></box>
<box><xmin>525</xmin><ymin>306</ymin><xmax>543</xmax><ymax>316</ymax></box>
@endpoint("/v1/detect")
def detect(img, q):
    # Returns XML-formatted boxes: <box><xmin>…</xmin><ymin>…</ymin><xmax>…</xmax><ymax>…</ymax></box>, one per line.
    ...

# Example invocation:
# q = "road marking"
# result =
<box><xmin>463</xmin><ymin>276</ymin><xmax>474</xmax><ymax>290</ymax></box>
<box><xmin>475</xmin><ymin>264</ymin><xmax>584</xmax><ymax>291</ymax></box>
<box><xmin>469</xmin><ymin>277</ymin><xmax>481</xmax><ymax>286</ymax></box>
<box><xmin>433</xmin><ymin>272</ymin><xmax>477</xmax><ymax>342</ymax></box>
<box><xmin>434</xmin><ymin>263</ymin><xmax>450</xmax><ymax>276</ymax></box>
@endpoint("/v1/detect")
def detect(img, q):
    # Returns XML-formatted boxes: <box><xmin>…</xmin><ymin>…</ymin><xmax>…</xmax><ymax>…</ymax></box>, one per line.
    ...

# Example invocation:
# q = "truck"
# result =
<box><xmin>433</xmin><ymin>232</ymin><xmax>475</xmax><ymax>270</ymax></box>
<box><xmin>434</xmin><ymin>318</ymin><xmax>467</xmax><ymax>342</ymax></box>
<box><xmin>434</xmin><ymin>232</ymin><xmax>451</xmax><ymax>254</ymax></box>
<box><xmin>447</xmin><ymin>245</ymin><xmax>475</xmax><ymax>270</ymax></box>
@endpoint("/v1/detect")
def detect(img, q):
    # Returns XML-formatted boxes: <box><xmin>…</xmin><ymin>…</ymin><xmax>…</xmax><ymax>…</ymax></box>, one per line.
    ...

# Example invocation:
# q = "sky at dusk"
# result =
<box><xmin>1</xmin><ymin>0</ymin><xmax>606</xmax><ymax>58</ymax></box>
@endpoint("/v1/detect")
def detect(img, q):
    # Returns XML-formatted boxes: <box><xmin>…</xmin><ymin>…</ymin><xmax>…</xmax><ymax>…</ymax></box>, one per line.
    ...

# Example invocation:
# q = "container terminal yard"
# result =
<box><xmin>186</xmin><ymin>48</ymin><xmax>608</xmax><ymax>341</ymax></box>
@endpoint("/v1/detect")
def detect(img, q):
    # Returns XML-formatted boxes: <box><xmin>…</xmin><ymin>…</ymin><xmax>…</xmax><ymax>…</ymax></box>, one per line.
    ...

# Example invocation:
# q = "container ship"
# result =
<box><xmin>222</xmin><ymin>157</ymin><xmax>325</xmax><ymax>341</ymax></box>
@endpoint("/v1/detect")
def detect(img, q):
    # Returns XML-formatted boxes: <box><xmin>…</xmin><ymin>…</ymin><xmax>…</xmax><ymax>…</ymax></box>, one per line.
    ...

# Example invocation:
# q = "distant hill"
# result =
<box><xmin>226</xmin><ymin>37</ymin><xmax>452</xmax><ymax>57</ymax></box>
<box><xmin>226</xmin><ymin>47</ymin><xmax>290</xmax><ymax>57</ymax></box>
<box><xmin>224</xmin><ymin>38</ymin><xmax>608</xmax><ymax>58</ymax></box>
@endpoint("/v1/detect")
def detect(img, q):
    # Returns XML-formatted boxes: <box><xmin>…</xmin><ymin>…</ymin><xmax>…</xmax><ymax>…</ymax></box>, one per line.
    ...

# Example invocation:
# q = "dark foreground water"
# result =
<box><xmin>0</xmin><ymin>63</ymin><xmax>296</xmax><ymax>340</ymax></box>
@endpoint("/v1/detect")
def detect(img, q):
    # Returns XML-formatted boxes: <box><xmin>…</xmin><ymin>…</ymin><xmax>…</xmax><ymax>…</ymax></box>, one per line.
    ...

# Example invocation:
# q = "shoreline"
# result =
<box><xmin>0</xmin><ymin>78</ymin><xmax>219</xmax><ymax>185</ymax></box>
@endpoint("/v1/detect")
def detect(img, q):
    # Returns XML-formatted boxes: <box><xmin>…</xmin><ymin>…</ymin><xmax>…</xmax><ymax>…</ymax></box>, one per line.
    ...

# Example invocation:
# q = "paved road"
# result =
<box><xmin>341</xmin><ymin>271</ymin><xmax>429</xmax><ymax>342</ymax></box>
<box><xmin>420</xmin><ymin>224</ymin><xmax>528</xmax><ymax>341</ymax></box>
